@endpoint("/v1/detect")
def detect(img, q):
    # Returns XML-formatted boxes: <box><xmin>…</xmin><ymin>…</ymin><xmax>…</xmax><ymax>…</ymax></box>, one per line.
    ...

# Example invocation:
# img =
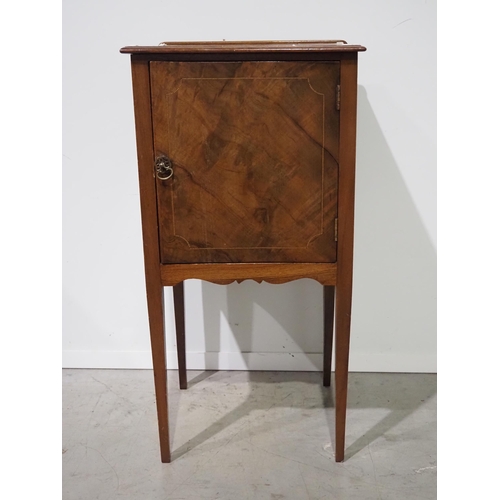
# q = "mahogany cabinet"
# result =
<box><xmin>121</xmin><ymin>41</ymin><xmax>366</xmax><ymax>463</ymax></box>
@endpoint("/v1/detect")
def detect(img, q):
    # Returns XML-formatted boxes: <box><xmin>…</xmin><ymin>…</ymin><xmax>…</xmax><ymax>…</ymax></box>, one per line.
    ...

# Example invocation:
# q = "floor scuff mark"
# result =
<box><xmin>415</xmin><ymin>465</ymin><xmax>437</xmax><ymax>474</ymax></box>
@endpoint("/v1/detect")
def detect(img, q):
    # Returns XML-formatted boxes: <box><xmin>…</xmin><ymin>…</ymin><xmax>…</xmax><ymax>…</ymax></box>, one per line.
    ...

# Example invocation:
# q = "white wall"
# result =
<box><xmin>63</xmin><ymin>0</ymin><xmax>436</xmax><ymax>372</ymax></box>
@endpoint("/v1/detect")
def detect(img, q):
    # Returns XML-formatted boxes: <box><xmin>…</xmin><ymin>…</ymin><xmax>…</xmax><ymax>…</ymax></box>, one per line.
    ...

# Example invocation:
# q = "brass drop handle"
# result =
<box><xmin>155</xmin><ymin>155</ymin><xmax>174</xmax><ymax>181</ymax></box>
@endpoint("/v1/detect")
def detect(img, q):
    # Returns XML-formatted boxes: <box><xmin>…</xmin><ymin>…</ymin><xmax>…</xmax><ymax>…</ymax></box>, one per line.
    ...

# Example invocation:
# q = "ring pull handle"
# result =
<box><xmin>155</xmin><ymin>155</ymin><xmax>174</xmax><ymax>181</ymax></box>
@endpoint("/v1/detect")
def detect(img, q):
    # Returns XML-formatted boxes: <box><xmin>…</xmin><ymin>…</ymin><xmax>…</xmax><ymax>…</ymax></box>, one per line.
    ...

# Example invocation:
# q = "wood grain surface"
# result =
<box><xmin>150</xmin><ymin>61</ymin><xmax>340</xmax><ymax>263</ymax></box>
<box><xmin>130</xmin><ymin>57</ymin><xmax>171</xmax><ymax>463</ymax></box>
<box><xmin>121</xmin><ymin>41</ymin><xmax>366</xmax><ymax>54</ymax></box>
<box><xmin>335</xmin><ymin>54</ymin><xmax>359</xmax><ymax>462</ymax></box>
<box><xmin>160</xmin><ymin>262</ymin><xmax>337</xmax><ymax>286</ymax></box>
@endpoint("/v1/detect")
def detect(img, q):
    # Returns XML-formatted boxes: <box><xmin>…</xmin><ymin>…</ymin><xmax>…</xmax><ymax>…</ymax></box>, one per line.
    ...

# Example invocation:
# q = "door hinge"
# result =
<box><xmin>336</xmin><ymin>85</ymin><xmax>341</xmax><ymax>110</ymax></box>
<box><xmin>334</xmin><ymin>218</ymin><xmax>338</xmax><ymax>242</ymax></box>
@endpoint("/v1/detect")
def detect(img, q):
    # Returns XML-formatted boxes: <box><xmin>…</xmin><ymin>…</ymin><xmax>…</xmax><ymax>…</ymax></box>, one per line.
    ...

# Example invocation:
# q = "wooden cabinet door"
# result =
<box><xmin>150</xmin><ymin>61</ymin><xmax>340</xmax><ymax>263</ymax></box>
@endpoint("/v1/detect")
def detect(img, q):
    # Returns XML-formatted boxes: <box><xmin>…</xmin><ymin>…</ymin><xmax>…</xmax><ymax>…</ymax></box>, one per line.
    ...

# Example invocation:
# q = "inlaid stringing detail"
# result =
<box><xmin>167</xmin><ymin>77</ymin><xmax>325</xmax><ymax>250</ymax></box>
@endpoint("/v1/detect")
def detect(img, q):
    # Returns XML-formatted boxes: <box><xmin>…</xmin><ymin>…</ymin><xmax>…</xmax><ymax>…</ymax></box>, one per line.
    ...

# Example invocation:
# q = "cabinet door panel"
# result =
<box><xmin>150</xmin><ymin>61</ymin><xmax>339</xmax><ymax>263</ymax></box>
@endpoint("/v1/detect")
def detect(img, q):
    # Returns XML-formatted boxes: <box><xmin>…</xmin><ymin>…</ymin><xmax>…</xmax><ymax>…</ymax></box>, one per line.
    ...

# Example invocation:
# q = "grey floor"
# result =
<box><xmin>62</xmin><ymin>370</ymin><xmax>436</xmax><ymax>500</ymax></box>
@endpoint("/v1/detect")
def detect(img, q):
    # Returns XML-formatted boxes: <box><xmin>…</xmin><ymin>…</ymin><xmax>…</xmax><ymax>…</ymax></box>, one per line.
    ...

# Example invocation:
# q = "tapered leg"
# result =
<box><xmin>145</xmin><ymin>282</ymin><xmax>171</xmax><ymax>463</ymax></box>
<box><xmin>173</xmin><ymin>281</ymin><xmax>187</xmax><ymax>390</ymax></box>
<box><xmin>323</xmin><ymin>286</ymin><xmax>335</xmax><ymax>387</ymax></box>
<box><xmin>334</xmin><ymin>54</ymin><xmax>358</xmax><ymax>463</ymax></box>
<box><xmin>334</xmin><ymin>282</ymin><xmax>353</xmax><ymax>462</ymax></box>
<box><xmin>131</xmin><ymin>57</ymin><xmax>171</xmax><ymax>463</ymax></box>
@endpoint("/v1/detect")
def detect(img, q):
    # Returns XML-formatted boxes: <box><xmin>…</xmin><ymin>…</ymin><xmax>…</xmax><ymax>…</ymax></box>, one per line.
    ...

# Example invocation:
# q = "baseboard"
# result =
<box><xmin>62</xmin><ymin>350</ymin><xmax>436</xmax><ymax>373</ymax></box>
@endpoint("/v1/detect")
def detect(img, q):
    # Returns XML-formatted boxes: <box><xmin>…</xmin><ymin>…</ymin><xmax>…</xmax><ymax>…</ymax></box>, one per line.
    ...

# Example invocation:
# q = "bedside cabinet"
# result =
<box><xmin>120</xmin><ymin>40</ymin><xmax>366</xmax><ymax>463</ymax></box>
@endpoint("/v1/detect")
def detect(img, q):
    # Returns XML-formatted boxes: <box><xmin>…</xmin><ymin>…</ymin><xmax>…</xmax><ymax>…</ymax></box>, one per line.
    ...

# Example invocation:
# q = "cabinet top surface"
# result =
<box><xmin>120</xmin><ymin>40</ymin><xmax>366</xmax><ymax>54</ymax></box>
